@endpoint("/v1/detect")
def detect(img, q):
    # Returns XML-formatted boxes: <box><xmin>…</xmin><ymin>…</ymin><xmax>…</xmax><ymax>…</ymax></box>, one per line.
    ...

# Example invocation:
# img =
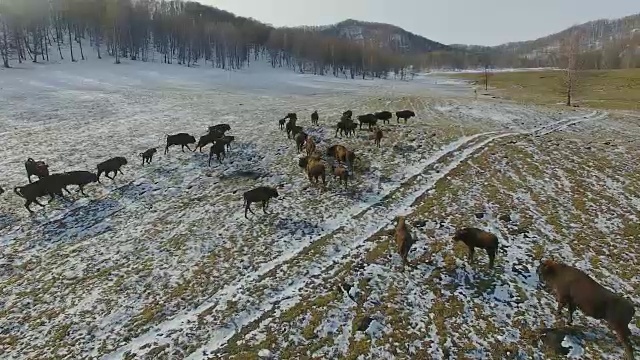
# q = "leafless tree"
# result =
<box><xmin>561</xmin><ymin>31</ymin><xmax>583</xmax><ymax>107</ymax></box>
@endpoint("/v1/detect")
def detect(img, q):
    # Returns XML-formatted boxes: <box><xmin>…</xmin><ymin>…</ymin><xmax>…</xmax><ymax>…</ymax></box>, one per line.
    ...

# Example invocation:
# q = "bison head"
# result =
<box><xmin>452</xmin><ymin>228</ymin><xmax>470</xmax><ymax>242</ymax></box>
<box><xmin>269</xmin><ymin>187</ymin><xmax>280</xmax><ymax>199</ymax></box>
<box><xmin>116</xmin><ymin>157</ymin><xmax>128</xmax><ymax>166</ymax></box>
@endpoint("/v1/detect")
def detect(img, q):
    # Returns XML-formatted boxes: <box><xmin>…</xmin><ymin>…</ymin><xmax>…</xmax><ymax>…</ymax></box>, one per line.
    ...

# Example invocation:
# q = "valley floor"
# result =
<box><xmin>0</xmin><ymin>59</ymin><xmax>638</xmax><ymax>359</ymax></box>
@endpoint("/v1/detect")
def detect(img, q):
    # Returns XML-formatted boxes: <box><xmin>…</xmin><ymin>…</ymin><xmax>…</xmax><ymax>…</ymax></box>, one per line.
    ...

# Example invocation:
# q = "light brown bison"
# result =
<box><xmin>452</xmin><ymin>227</ymin><xmax>499</xmax><ymax>269</ymax></box>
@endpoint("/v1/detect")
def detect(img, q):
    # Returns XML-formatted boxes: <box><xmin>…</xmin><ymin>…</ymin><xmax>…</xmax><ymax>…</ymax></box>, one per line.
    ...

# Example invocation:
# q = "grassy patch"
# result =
<box><xmin>453</xmin><ymin>69</ymin><xmax>640</xmax><ymax>111</ymax></box>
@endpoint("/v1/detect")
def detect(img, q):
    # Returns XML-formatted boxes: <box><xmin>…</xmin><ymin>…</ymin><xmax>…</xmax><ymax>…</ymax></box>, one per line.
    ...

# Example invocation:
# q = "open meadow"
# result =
<box><xmin>0</xmin><ymin>59</ymin><xmax>639</xmax><ymax>359</ymax></box>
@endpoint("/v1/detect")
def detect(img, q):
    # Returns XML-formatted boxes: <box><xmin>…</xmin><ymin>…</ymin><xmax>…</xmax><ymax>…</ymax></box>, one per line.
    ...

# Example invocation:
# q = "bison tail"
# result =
<box><xmin>13</xmin><ymin>187</ymin><xmax>24</xmax><ymax>198</ymax></box>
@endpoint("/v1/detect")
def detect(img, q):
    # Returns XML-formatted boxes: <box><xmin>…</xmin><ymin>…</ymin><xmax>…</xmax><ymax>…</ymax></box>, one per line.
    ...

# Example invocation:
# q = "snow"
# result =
<box><xmin>0</xmin><ymin>55</ymin><xmax>638</xmax><ymax>360</ymax></box>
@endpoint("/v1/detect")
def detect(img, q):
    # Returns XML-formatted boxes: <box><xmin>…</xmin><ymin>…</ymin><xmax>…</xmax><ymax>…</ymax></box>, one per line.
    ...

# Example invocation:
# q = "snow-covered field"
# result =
<box><xmin>0</xmin><ymin>58</ymin><xmax>638</xmax><ymax>360</ymax></box>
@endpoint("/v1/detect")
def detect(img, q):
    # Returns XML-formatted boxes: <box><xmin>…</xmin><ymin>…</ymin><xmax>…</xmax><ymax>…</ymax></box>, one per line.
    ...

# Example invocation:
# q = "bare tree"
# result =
<box><xmin>560</xmin><ymin>31</ymin><xmax>583</xmax><ymax>107</ymax></box>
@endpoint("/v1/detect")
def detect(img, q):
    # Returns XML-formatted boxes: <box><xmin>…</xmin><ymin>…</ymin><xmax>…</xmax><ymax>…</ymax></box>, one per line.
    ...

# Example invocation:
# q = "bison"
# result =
<box><xmin>139</xmin><ymin>148</ymin><xmax>157</xmax><ymax>165</ymax></box>
<box><xmin>537</xmin><ymin>260</ymin><xmax>636</xmax><ymax>359</ymax></box>
<box><xmin>374</xmin><ymin>127</ymin><xmax>383</xmax><ymax>148</ymax></box>
<box><xmin>14</xmin><ymin>177</ymin><xmax>67</xmax><ymax>213</ymax></box>
<box><xmin>195</xmin><ymin>132</ymin><xmax>221</xmax><ymax>152</ymax></box>
<box><xmin>357</xmin><ymin>113</ymin><xmax>377</xmax><ymax>130</ymax></box>
<box><xmin>208</xmin><ymin>141</ymin><xmax>226</xmax><ymax>165</ymax></box>
<box><xmin>166</xmin><ymin>133</ymin><xmax>196</xmax><ymax>154</ymax></box>
<box><xmin>395</xmin><ymin>216</ymin><xmax>415</xmax><ymax>272</ymax></box>
<box><xmin>97</xmin><ymin>157</ymin><xmax>128</xmax><ymax>183</ymax></box>
<box><xmin>452</xmin><ymin>227</ymin><xmax>499</xmax><ymax>269</ymax></box>
<box><xmin>375</xmin><ymin>111</ymin><xmax>393</xmax><ymax>124</ymax></box>
<box><xmin>396</xmin><ymin>110</ymin><xmax>416</xmax><ymax>124</ymax></box>
<box><xmin>59</xmin><ymin>171</ymin><xmax>99</xmax><ymax>196</ymax></box>
<box><xmin>25</xmin><ymin>158</ymin><xmax>49</xmax><ymax>184</ymax></box>
<box><xmin>311</xmin><ymin>110</ymin><xmax>319</xmax><ymax>125</ymax></box>
<box><xmin>243</xmin><ymin>186</ymin><xmax>279</xmax><ymax>219</ymax></box>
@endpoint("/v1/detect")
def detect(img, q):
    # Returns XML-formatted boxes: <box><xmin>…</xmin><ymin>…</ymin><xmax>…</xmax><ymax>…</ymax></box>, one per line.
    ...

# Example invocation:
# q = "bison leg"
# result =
<box><xmin>63</xmin><ymin>186</ymin><xmax>72</xmax><ymax>195</ymax></box>
<box><xmin>118</xmin><ymin>169</ymin><xmax>124</xmax><ymax>175</ymax></box>
<box><xmin>487</xmin><ymin>248</ymin><xmax>496</xmax><ymax>269</ymax></box>
<box><xmin>611</xmin><ymin>325</ymin><xmax>634</xmax><ymax>360</ymax></box>
<box><xmin>27</xmin><ymin>173</ymin><xmax>33</xmax><ymax>184</ymax></box>
<box><xmin>555</xmin><ymin>298</ymin><xmax>567</xmax><ymax>318</ymax></box>
<box><xmin>261</xmin><ymin>200</ymin><xmax>268</xmax><ymax>214</ymax></box>
<box><xmin>165</xmin><ymin>145</ymin><xmax>169</xmax><ymax>155</ymax></box>
<box><xmin>245</xmin><ymin>201</ymin><xmax>256</xmax><ymax>218</ymax></box>
<box><xmin>25</xmin><ymin>200</ymin><xmax>36</xmax><ymax>214</ymax></box>
<box><xmin>185</xmin><ymin>145</ymin><xmax>192</xmax><ymax>152</ymax></box>
<box><xmin>567</xmin><ymin>302</ymin><xmax>576</xmax><ymax>325</ymax></box>
<box><xmin>79</xmin><ymin>185</ymin><xmax>87</xmax><ymax>196</ymax></box>
<box><xmin>467</xmin><ymin>246</ymin><xmax>475</xmax><ymax>264</ymax></box>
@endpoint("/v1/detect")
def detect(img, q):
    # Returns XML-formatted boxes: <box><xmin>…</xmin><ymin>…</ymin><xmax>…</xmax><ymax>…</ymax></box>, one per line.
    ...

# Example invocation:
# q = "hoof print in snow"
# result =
<box><xmin>474</xmin><ymin>212</ymin><xmax>485</xmax><ymax>219</ymax></box>
<box><xmin>498</xmin><ymin>214</ymin><xmax>511</xmax><ymax>223</ymax></box>
<box><xmin>356</xmin><ymin>316</ymin><xmax>373</xmax><ymax>332</ymax></box>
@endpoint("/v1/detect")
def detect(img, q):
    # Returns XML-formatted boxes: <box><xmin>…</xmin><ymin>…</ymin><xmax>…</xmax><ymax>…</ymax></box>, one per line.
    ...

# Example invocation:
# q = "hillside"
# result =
<box><xmin>318</xmin><ymin>19</ymin><xmax>450</xmax><ymax>54</ymax></box>
<box><xmin>488</xmin><ymin>13</ymin><xmax>640</xmax><ymax>69</ymax></box>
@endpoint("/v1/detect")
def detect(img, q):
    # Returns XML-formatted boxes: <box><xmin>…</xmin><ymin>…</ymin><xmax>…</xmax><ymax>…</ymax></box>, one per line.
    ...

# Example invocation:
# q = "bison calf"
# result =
<box><xmin>278</xmin><ymin>117</ymin><xmax>286</xmax><ymax>130</ymax></box>
<box><xmin>538</xmin><ymin>260</ymin><xmax>636</xmax><ymax>359</ymax></box>
<box><xmin>395</xmin><ymin>216</ymin><xmax>415</xmax><ymax>272</ymax></box>
<box><xmin>295</xmin><ymin>132</ymin><xmax>308</xmax><ymax>153</ymax></box>
<box><xmin>243</xmin><ymin>186</ymin><xmax>279</xmax><ymax>219</ymax></box>
<box><xmin>140</xmin><ymin>148</ymin><xmax>157</xmax><ymax>165</ymax></box>
<box><xmin>97</xmin><ymin>157</ymin><xmax>128</xmax><ymax>183</ymax></box>
<box><xmin>374</xmin><ymin>127</ymin><xmax>383</xmax><ymax>148</ymax></box>
<box><xmin>331</xmin><ymin>163</ymin><xmax>349</xmax><ymax>188</ymax></box>
<box><xmin>311</xmin><ymin>110</ymin><xmax>319</xmax><ymax>125</ymax></box>
<box><xmin>166</xmin><ymin>133</ymin><xmax>196</xmax><ymax>154</ymax></box>
<box><xmin>25</xmin><ymin>158</ymin><xmax>50</xmax><ymax>184</ymax></box>
<box><xmin>452</xmin><ymin>227</ymin><xmax>499</xmax><ymax>269</ymax></box>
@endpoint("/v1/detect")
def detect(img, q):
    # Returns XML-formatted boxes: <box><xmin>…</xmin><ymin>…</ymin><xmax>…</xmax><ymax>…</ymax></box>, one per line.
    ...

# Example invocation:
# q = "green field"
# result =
<box><xmin>453</xmin><ymin>69</ymin><xmax>640</xmax><ymax>111</ymax></box>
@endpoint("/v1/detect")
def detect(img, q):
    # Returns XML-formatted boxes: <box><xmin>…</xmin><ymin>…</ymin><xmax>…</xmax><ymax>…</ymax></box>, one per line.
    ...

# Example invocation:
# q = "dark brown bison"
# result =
<box><xmin>139</xmin><ymin>148</ymin><xmax>157</xmax><ymax>165</ymax></box>
<box><xmin>357</xmin><ymin>113</ymin><xmax>377</xmax><ymax>130</ymax></box>
<box><xmin>395</xmin><ymin>216</ymin><xmax>415</xmax><ymax>272</ymax></box>
<box><xmin>537</xmin><ymin>260</ymin><xmax>636</xmax><ymax>359</ymax></box>
<box><xmin>311</xmin><ymin>110</ymin><xmax>319</xmax><ymax>125</ymax></box>
<box><xmin>166</xmin><ymin>133</ymin><xmax>196</xmax><ymax>154</ymax></box>
<box><xmin>97</xmin><ymin>157</ymin><xmax>128</xmax><ymax>183</ymax></box>
<box><xmin>243</xmin><ymin>186</ymin><xmax>279</xmax><ymax>219</ymax></box>
<box><xmin>375</xmin><ymin>111</ymin><xmax>393</xmax><ymax>124</ymax></box>
<box><xmin>396</xmin><ymin>110</ymin><xmax>416</xmax><ymax>124</ymax></box>
<box><xmin>452</xmin><ymin>227</ymin><xmax>499</xmax><ymax>269</ymax></box>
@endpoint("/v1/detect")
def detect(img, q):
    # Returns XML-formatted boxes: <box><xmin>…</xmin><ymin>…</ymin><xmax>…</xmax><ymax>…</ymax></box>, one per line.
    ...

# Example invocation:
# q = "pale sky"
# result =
<box><xmin>201</xmin><ymin>0</ymin><xmax>638</xmax><ymax>46</ymax></box>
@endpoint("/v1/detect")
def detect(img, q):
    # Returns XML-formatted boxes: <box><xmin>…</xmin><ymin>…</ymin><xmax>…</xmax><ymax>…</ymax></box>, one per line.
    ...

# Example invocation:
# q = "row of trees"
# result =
<box><xmin>0</xmin><ymin>0</ymin><xmax>636</xmax><ymax>75</ymax></box>
<box><xmin>0</xmin><ymin>0</ymin><xmax>430</xmax><ymax>78</ymax></box>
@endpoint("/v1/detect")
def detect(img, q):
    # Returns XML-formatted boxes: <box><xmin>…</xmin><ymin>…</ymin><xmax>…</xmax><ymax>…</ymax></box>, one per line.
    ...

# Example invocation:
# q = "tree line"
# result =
<box><xmin>0</xmin><ymin>0</ymin><xmax>433</xmax><ymax>79</ymax></box>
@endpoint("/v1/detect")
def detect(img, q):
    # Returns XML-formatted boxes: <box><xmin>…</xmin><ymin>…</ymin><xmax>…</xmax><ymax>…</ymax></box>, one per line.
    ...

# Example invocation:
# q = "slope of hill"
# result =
<box><xmin>318</xmin><ymin>19</ymin><xmax>450</xmax><ymax>54</ymax></box>
<box><xmin>488</xmin><ymin>13</ymin><xmax>640</xmax><ymax>68</ymax></box>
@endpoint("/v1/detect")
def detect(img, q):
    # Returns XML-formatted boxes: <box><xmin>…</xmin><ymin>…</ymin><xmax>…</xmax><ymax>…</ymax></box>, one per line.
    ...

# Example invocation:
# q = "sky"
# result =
<box><xmin>200</xmin><ymin>0</ymin><xmax>639</xmax><ymax>46</ymax></box>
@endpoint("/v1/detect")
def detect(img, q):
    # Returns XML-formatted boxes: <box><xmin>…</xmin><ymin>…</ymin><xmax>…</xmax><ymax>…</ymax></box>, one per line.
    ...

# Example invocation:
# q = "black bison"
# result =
<box><xmin>311</xmin><ymin>110</ymin><xmax>319</xmax><ymax>125</ymax></box>
<box><xmin>208</xmin><ymin>141</ymin><xmax>226</xmax><ymax>165</ymax></box>
<box><xmin>342</xmin><ymin>110</ymin><xmax>353</xmax><ymax>120</ymax></box>
<box><xmin>396</xmin><ymin>110</ymin><xmax>416</xmax><ymax>124</ymax></box>
<box><xmin>97</xmin><ymin>157</ymin><xmax>128</xmax><ymax>183</ymax></box>
<box><xmin>395</xmin><ymin>216</ymin><xmax>415</xmax><ymax>272</ymax></box>
<box><xmin>452</xmin><ymin>227</ymin><xmax>499</xmax><ymax>269</ymax></box>
<box><xmin>195</xmin><ymin>132</ymin><xmax>221</xmax><ymax>152</ymax></box>
<box><xmin>59</xmin><ymin>171</ymin><xmax>99</xmax><ymax>196</ymax></box>
<box><xmin>290</xmin><ymin>125</ymin><xmax>304</xmax><ymax>140</ymax></box>
<box><xmin>165</xmin><ymin>133</ymin><xmax>196</xmax><ymax>154</ymax></box>
<box><xmin>243</xmin><ymin>186</ymin><xmax>279</xmax><ymax>219</ymax></box>
<box><xmin>336</xmin><ymin>119</ymin><xmax>357</xmax><ymax>138</ymax></box>
<box><xmin>537</xmin><ymin>260</ymin><xmax>636</xmax><ymax>359</ymax></box>
<box><xmin>375</xmin><ymin>111</ymin><xmax>393</xmax><ymax>124</ymax></box>
<box><xmin>208</xmin><ymin>124</ymin><xmax>231</xmax><ymax>135</ymax></box>
<box><xmin>14</xmin><ymin>177</ymin><xmax>67</xmax><ymax>213</ymax></box>
<box><xmin>357</xmin><ymin>114</ymin><xmax>377</xmax><ymax>130</ymax></box>
<box><xmin>219</xmin><ymin>135</ymin><xmax>235</xmax><ymax>151</ymax></box>
<box><xmin>139</xmin><ymin>148</ymin><xmax>157</xmax><ymax>165</ymax></box>
<box><xmin>278</xmin><ymin>117</ymin><xmax>286</xmax><ymax>130</ymax></box>
<box><xmin>0</xmin><ymin>185</ymin><xmax>4</xmax><ymax>195</ymax></box>
<box><xmin>25</xmin><ymin>158</ymin><xmax>50</xmax><ymax>183</ymax></box>
<box><xmin>286</xmin><ymin>119</ymin><xmax>298</xmax><ymax>139</ymax></box>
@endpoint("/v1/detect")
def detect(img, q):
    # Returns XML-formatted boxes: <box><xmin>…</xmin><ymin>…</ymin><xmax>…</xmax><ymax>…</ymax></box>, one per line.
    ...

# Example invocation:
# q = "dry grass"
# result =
<box><xmin>453</xmin><ymin>69</ymin><xmax>640</xmax><ymax>111</ymax></box>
